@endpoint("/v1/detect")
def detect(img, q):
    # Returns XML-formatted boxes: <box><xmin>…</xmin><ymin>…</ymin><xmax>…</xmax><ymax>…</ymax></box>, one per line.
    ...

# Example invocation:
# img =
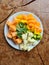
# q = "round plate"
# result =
<box><xmin>4</xmin><ymin>11</ymin><xmax>43</xmax><ymax>51</ymax></box>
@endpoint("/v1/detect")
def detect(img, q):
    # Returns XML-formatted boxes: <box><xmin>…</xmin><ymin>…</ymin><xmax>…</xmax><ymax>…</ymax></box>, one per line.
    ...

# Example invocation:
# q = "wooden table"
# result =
<box><xmin>0</xmin><ymin>0</ymin><xmax>49</xmax><ymax>65</ymax></box>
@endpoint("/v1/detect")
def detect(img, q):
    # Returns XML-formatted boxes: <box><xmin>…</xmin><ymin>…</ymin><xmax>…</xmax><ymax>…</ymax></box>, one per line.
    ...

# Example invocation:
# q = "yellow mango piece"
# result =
<box><xmin>22</xmin><ymin>14</ymin><xmax>28</xmax><ymax>20</ymax></box>
<box><xmin>27</xmin><ymin>25</ymin><xmax>30</xmax><ymax>30</ymax></box>
<box><xmin>13</xmin><ymin>18</ymin><xmax>20</xmax><ymax>23</ymax></box>
<box><xmin>16</xmin><ymin>14</ymin><xmax>23</xmax><ymax>19</ymax></box>
<box><xmin>20</xmin><ymin>20</ymin><xmax>27</xmax><ymax>23</ymax></box>
<box><xmin>27</xmin><ymin>14</ymin><xmax>35</xmax><ymax>20</ymax></box>
<box><xmin>34</xmin><ymin>28</ymin><xmax>42</xmax><ymax>34</ymax></box>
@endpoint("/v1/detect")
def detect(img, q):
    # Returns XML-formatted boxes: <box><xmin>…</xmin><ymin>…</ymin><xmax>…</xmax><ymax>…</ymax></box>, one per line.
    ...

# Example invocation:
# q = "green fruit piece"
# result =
<box><xmin>37</xmin><ymin>35</ymin><xmax>42</xmax><ymax>40</ymax></box>
<box><xmin>33</xmin><ymin>34</ymin><xmax>37</xmax><ymax>39</ymax></box>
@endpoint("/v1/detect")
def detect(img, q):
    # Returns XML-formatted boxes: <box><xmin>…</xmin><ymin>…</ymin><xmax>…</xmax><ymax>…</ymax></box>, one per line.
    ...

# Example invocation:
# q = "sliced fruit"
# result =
<box><xmin>7</xmin><ymin>32</ymin><xmax>12</xmax><ymax>39</ymax></box>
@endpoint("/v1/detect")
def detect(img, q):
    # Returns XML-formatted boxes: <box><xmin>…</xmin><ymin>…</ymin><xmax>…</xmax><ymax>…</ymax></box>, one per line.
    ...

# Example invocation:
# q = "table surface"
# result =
<box><xmin>0</xmin><ymin>0</ymin><xmax>49</xmax><ymax>65</ymax></box>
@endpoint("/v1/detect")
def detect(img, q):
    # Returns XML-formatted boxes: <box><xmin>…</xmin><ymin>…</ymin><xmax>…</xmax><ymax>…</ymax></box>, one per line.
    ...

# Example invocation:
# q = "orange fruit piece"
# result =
<box><xmin>7</xmin><ymin>32</ymin><xmax>12</xmax><ymax>39</ymax></box>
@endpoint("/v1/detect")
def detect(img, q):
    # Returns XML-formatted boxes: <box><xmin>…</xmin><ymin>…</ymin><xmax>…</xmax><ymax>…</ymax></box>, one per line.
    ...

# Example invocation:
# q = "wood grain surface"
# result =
<box><xmin>0</xmin><ymin>0</ymin><xmax>49</xmax><ymax>65</ymax></box>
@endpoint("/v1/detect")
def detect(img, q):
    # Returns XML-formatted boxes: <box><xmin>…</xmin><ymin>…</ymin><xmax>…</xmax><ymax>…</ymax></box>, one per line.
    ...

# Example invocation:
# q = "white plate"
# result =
<box><xmin>4</xmin><ymin>11</ymin><xmax>43</xmax><ymax>51</ymax></box>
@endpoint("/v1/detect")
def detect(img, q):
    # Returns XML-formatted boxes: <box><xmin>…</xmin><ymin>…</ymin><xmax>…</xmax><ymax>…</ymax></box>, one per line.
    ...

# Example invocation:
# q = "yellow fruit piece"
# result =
<box><xmin>35</xmin><ymin>21</ymin><xmax>40</xmax><ymax>27</ymax></box>
<box><xmin>27</xmin><ymin>25</ymin><xmax>30</xmax><ymax>30</ymax></box>
<box><xmin>27</xmin><ymin>14</ymin><xmax>35</xmax><ymax>20</ymax></box>
<box><xmin>34</xmin><ymin>31</ymin><xmax>40</xmax><ymax>35</ymax></box>
<box><xmin>16</xmin><ymin>14</ymin><xmax>23</xmax><ymax>19</ymax></box>
<box><xmin>31</xmin><ymin>26</ymin><xmax>35</xmax><ymax>31</ymax></box>
<box><xmin>22</xmin><ymin>14</ymin><xmax>28</xmax><ymax>20</ymax></box>
<box><xmin>13</xmin><ymin>18</ymin><xmax>20</xmax><ymax>24</ymax></box>
<box><xmin>34</xmin><ymin>28</ymin><xmax>42</xmax><ymax>34</ymax></box>
<box><xmin>20</xmin><ymin>20</ymin><xmax>27</xmax><ymax>23</ymax></box>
